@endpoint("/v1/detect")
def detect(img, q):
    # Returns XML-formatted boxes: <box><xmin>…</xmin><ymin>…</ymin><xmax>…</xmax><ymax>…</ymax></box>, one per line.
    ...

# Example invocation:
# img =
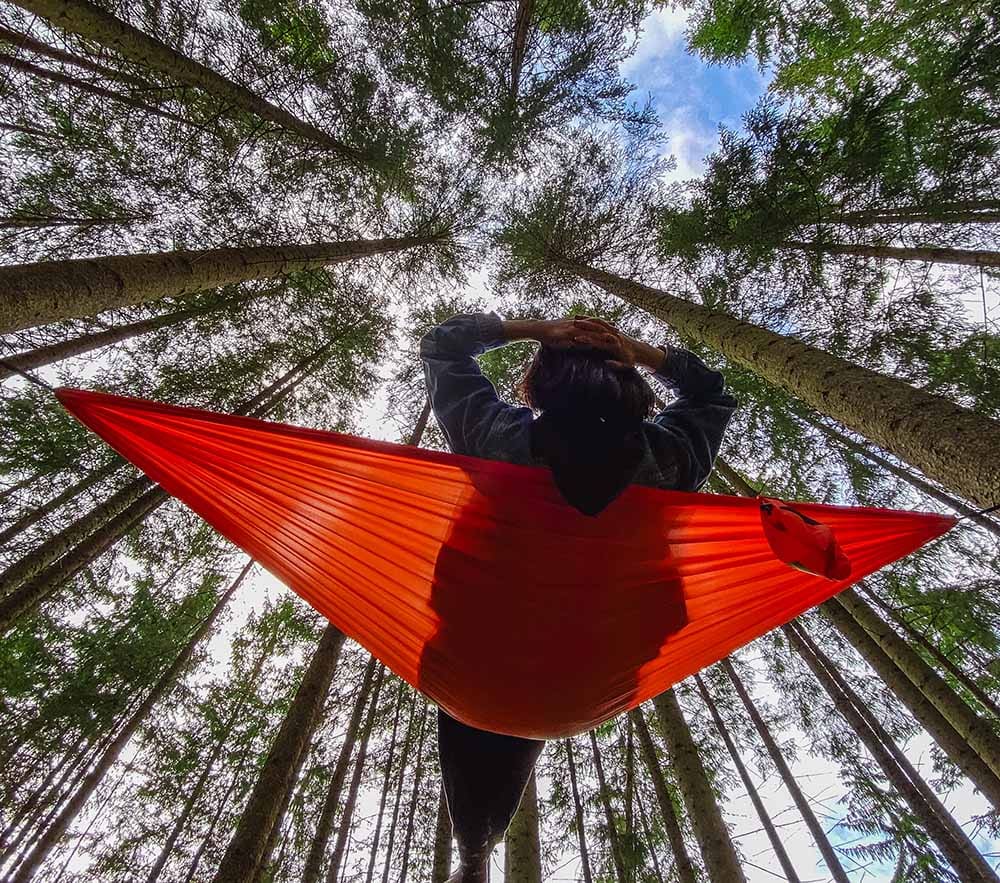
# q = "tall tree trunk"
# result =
<box><xmin>785</xmin><ymin>621</ymin><xmax>998</xmax><ymax>882</ymax></box>
<box><xmin>719</xmin><ymin>657</ymin><xmax>851</xmax><ymax>883</ymax></box>
<box><xmin>398</xmin><ymin>707</ymin><xmax>430</xmax><ymax>883</ymax></box>
<box><xmin>838</xmin><ymin>210</ymin><xmax>1000</xmax><ymax>226</ymax></box>
<box><xmin>0</xmin><ymin>458</ymin><xmax>122</xmax><ymax>544</ymax></box>
<box><xmin>800</xmin><ymin>413</ymin><xmax>1000</xmax><ymax>537</ymax></box>
<box><xmin>0</xmin><ymin>54</ymin><xmax>198</xmax><ymax>128</ymax></box>
<box><xmin>650</xmin><ymin>690</ymin><xmax>746</xmax><ymax>883</ymax></box>
<box><xmin>324</xmin><ymin>666</ymin><xmax>387</xmax><ymax>883</ymax></box>
<box><xmin>0</xmin><ymin>298</ymin><xmax>241</xmax><ymax>382</ymax></box>
<box><xmin>0</xmin><ymin>233</ymin><xmax>442</xmax><ymax>334</ymax></box>
<box><xmin>835</xmin><ymin>199</ymin><xmax>1000</xmax><ymax>224</ymax></box>
<box><xmin>567</xmin><ymin>262</ymin><xmax>1000</xmax><ymax>507</ymax></box>
<box><xmin>829</xmin><ymin>588</ymin><xmax>1000</xmax><ymax>797</ymax></box>
<box><xmin>783</xmin><ymin>239</ymin><xmax>1000</xmax><ymax>268</ymax></box>
<box><xmin>630</xmin><ymin>709</ymin><xmax>698</xmax><ymax>883</ymax></box>
<box><xmin>693</xmin><ymin>674</ymin><xmax>800</xmax><ymax>883</ymax></box>
<box><xmin>143</xmin><ymin>636</ymin><xmax>272</xmax><ymax>883</ymax></box>
<box><xmin>0</xmin><ymin>121</ymin><xmax>58</xmax><ymax>138</ymax></box>
<box><xmin>509</xmin><ymin>0</ymin><xmax>534</xmax><ymax>101</ymax></box>
<box><xmin>10</xmin><ymin>0</ymin><xmax>371</xmax><ymax>159</ymax></box>
<box><xmin>302</xmin><ymin>656</ymin><xmax>380</xmax><ymax>883</ymax></box>
<box><xmin>564</xmin><ymin>739</ymin><xmax>594</xmax><ymax>883</ymax></box>
<box><xmin>430</xmin><ymin>782</ymin><xmax>454</xmax><ymax>883</ymax></box>
<box><xmin>0</xmin><ymin>22</ymin><xmax>152</xmax><ymax>86</ymax></box>
<box><xmin>11</xmin><ymin>560</ymin><xmax>252</xmax><ymax>882</ymax></box>
<box><xmin>504</xmin><ymin>768</ymin><xmax>541</xmax><ymax>883</ymax></box>
<box><xmin>379</xmin><ymin>692</ymin><xmax>418</xmax><ymax>883</ymax></box>
<box><xmin>862</xmin><ymin>588</ymin><xmax>1000</xmax><ymax>719</ymax></box>
<box><xmin>0</xmin><ymin>215</ymin><xmax>150</xmax><ymax>230</ymax></box>
<box><xmin>588</xmin><ymin>729</ymin><xmax>627</xmax><ymax>883</ymax></box>
<box><xmin>634</xmin><ymin>789</ymin><xmax>663</xmax><ymax>882</ymax></box>
<box><xmin>365</xmin><ymin>680</ymin><xmax>406</xmax><ymax>883</ymax></box>
<box><xmin>211</xmin><ymin>623</ymin><xmax>346</xmax><ymax>883</ymax></box>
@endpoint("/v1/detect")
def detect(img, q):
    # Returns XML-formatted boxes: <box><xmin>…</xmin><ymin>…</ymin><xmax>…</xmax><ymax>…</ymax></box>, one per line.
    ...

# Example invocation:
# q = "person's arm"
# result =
<box><xmin>647</xmin><ymin>347</ymin><xmax>737</xmax><ymax>490</ymax></box>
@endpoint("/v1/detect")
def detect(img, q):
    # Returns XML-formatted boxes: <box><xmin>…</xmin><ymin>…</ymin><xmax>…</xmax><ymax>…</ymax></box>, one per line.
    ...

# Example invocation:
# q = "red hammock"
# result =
<box><xmin>59</xmin><ymin>388</ymin><xmax>954</xmax><ymax>739</ymax></box>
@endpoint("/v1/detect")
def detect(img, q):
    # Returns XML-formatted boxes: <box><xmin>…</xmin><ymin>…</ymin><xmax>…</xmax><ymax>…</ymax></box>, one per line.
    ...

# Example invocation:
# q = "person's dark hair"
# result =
<box><xmin>519</xmin><ymin>346</ymin><xmax>654</xmax><ymax>423</ymax></box>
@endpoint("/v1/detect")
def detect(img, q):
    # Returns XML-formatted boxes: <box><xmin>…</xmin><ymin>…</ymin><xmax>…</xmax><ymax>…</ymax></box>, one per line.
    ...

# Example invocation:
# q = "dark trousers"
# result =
<box><xmin>437</xmin><ymin>709</ymin><xmax>545</xmax><ymax>866</ymax></box>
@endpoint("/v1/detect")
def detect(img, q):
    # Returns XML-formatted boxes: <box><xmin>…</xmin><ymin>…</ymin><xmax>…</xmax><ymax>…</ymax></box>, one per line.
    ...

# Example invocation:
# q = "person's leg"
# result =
<box><xmin>438</xmin><ymin>708</ymin><xmax>545</xmax><ymax>881</ymax></box>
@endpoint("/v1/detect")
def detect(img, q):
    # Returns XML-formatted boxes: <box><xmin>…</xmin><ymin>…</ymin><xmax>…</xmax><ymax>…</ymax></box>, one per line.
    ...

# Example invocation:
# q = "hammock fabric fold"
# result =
<box><xmin>58</xmin><ymin>388</ymin><xmax>955</xmax><ymax>739</ymax></box>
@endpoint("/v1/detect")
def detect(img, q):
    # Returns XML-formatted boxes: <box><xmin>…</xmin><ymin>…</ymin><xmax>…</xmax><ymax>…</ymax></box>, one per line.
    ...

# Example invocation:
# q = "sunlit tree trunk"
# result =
<box><xmin>630</xmin><ymin>709</ymin><xmax>697</xmax><ymax>883</ymax></box>
<box><xmin>588</xmin><ymin>729</ymin><xmax>627</xmax><ymax>883</ymax></box>
<box><xmin>504</xmin><ymin>768</ymin><xmax>541</xmax><ymax>883</ymax></box>
<box><xmin>786</xmin><ymin>621</ymin><xmax>998</xmax><ymax>882</ymax></box>
<box><xmin>783</xmin><ymin>239</ymin><xmax>1000</xmax><ymax>268</ymax></box>
<box><xmin>650</xmin><ymin>690</ymin><xmax>746</xmax><ymax>883</ymax></box>
<box><xmin>10</xmin><ymin>0</ymin><xmax>369</xmax><ymax>159</ymax></box>
<box><xmin>719</xmin><ymin>658</ymin><xmax>851</xmax><ymax>883</ymax></box>
<box><xmin>564</xmin><ymin>739</ymin><xmax>594</xmax><ymax>883</ymax></box>
<box><xmin>694</xmin><ymin>674</ymin><xmax>800</xmax><ymax>882</ymax></box>
<box><xmin>567</xmin><ymin>261</ymin><xmax>1000</xmax><ymax>508</ymax></box>
<box><xmin>430</xmin><ymin>783</ymin><xmax>454</xmax><ymax>883</ymax></box>
<box><xmin>11</xmin><ymin>561</ymin><xmax>251</xmax><ymax>882</ymax></box>
<box><xmin>0</xmin><ymin>233</ymin><xmax>442</xmax><ymax>334</ymax></box>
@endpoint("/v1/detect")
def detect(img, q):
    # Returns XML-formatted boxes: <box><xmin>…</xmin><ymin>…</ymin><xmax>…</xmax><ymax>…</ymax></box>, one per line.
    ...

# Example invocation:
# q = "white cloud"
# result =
<box><xmin>660</xmin><ymin>105</ymin><xmax>718</xmax><ymax>183</ymax></box>
<box><xmin>621</xmin><ymin>5</ymin><xmax>691</xmax><ymax>76</ymax></box>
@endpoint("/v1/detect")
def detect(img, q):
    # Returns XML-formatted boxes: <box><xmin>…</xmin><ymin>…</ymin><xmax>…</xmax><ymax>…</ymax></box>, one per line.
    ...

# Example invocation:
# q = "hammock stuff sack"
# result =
<box><xmin>58</xmin><ymin>388</ymin><xmax>955</xmax><ymax>740</ymax></box>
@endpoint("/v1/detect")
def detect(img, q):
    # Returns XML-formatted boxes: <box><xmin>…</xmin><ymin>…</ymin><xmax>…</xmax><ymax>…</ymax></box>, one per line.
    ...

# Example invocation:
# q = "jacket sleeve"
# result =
<box><xmin>419</xmin><ymin>313</ymin><xmax>531</xmax><ymax>458</ymax></box>
<box><xmin>647</xmin><ymin>346</ymin><xmax>737</xmax><ymax>491</ymax></box>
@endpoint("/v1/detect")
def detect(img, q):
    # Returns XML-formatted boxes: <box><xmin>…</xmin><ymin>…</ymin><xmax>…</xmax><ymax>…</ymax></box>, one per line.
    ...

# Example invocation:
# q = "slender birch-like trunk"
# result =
<box><xmin>564</xmin><ymin>739</ymin><xmax>594</xmax><ymax>883</ymax></box>
<box><xmin>569</xmin><ymin>261</ymin><xmax>1000</xmax><ymax>507</ymax></box>
<box><xmin>302</xmin><ymin>656</ymin><xmax>380</xmax><ymax>883</ymax></box>
<box><xmin>719</xmin><ymin>658</ymin><xmax>851</xmax><ymax>883</ymax></box>
<box><xmin>12</xmin><ymin>561</ymin><xmax>251</xmax><ymax>882</ymax></box>
<box><xmin>693</xmin><ymin>674</ymin><xmax>800</xmax><ymax>882</ymax></box>
<box><xmin>0</xmin><ymin>233</ymin><xmax>442</xmax><ymax>334</ymax></box>
<box><xmin>10</xmin><ymin>0</ymin><xmax>368</xmax><ymax>159</ymax></box>
<box><xmin>629</xmin><ymin>709</ymin><xmax>697</xmax><ymax>883</ymax></box>
<box><xmin>786</xmin><ymin>622</ymin><xmax>998</xmax><ymax>882</ymax></box>
<box><xmin>783</xmin><ymin>239</ymin><xmax>1000</xmax><ymax>268</ymax></box>
<box><xmin>430</xmin><ymin>783</ymin><xmax>454</xmax><ymax>883</ymax></box>
<box><xmin>588</xmin><ymin>729</ymin><xmax>627</xmax><ymax>883</ymax></box>
<box><xmin>504</xmin><ymin>768</ymin><xmax>541</xmax><ymax>883</ymax></box>
<box><xmin>651</xmin><ymin>690</ymin><xmax>746</xmax><ymax>882</ymax></box>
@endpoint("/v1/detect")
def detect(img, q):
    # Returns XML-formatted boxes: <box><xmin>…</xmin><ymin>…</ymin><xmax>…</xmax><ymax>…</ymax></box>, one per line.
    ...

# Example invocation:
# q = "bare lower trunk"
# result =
<box><xmin>10</xmin><ymin>0</ymin><xmax>369</xmax><ymax>159</ymax></box>
<box><xmin>588</xmin><ymin>729</ymin><xmax>627</xmax><ymax>883</ymax></box>
<box><xmin>379</xmin><ymin>693</ymin><xmax>418</xmax><ymax>883</ymax></box>
<box><xmin>564</xmin><ymin>739</ymin><xmax>594</xmax><ymax>883</ymax></box>
<box><xmin>719</xmin><ymin>658</ymin><xmax>850</xmax><ymax>883</ymax></box>
<box><xmin>568</xmin><ymin>261</ymin><xmax>1000</xmax><ymax>507</ymax></box>
<box><xmin>11</xmin><ymin>562</ymin><xmax>251</xmax><ymax>882</ymax></box>
<box><xmin>650</xmin><ymin>690</ymin><xmax>746</xmax><ymax>883</ymax></box>
<box><xmin>694</xmin><ymin>675</ymin><xmax>800</xmax><ymax>882</ymax></box>
<box><xmin>504</xmin><ymin>768</ymin><xmax>541</xmax><ymax>883</ymax></box>
<box><xmin>398</xmin><ymin>707</ymin><xmax>430</xmax><ymax>883</ymax></box>
<box><xmin>786</xmin><ymin>622</ymin><xmax>998</xmax><ymax>882</ymax></box>
<box><xmin>365</xmin><ymin>681</ymin><xmax>406</xmax><ymax>883</ymax></box>
<box><xmin>211</xmin><ymin>623</ymin><xmax>346</xmax><ymax>883</ymax></box>
<box><xmin>0</xmin><ymin>233</ymin><xmax>441</xmax><ymax>334</ymax></box>
<box><xmin>783</xmin><ymin>239</ymin><xmax>1000</xmax><ymax>268</ymax></box>
<box><xmin>430</xmin><ymin>783</ymin><xmax>454</xmax><ymax>883</ymax></box>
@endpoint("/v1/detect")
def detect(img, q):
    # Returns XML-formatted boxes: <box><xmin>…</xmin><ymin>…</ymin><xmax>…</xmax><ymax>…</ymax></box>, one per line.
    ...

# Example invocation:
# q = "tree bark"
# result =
<box><xmin>588</xmin><ymin>729</ymin><xmax>627</xmax><ymax>883</ymax></box>
<box><xmin>835</xmin><ymin>199</ymin><xmax>1000</xmax><ymax>225</ymax></box>
<box><xmin>839</xmin><ymin>210</ymin><xmax>1000</xmax><ymax>226</ymax></box>
<box><xmin>630</xmin><ymin>709</ymin><xmax>698</xmax><ymax>883</ymax></box>
<box><xmin>398</xmin><ymin>706</ymin><xmax>430</xmax><ymax>883</ymax></box>
<box><xmin>0</xmin><ymin>299</ymin><xmax>235</xmax><ymax>382</ymax></box>
<box><xmin>693</xmin><ymin>674</ymin><xmax>801</xmax><ymax>883</ymax></box>
<box><xmin>11</xmin><ymin>560</ymin><xmax>252</xmax><ymax>882</ymax></box>
<box><xmin>430</xmin><ymin>783</ymin><xmax>454</xmax><ymax>883</ymax></box>
<box><xmin>0</xmin><ymin>121</ymin><xmax>58</xmax><ymax>138</ymax></box>
<box><xmin>650</xmin><ymin>690</ymin><xmax>746</xmax><ymax>883</ymax></box>
<box><xmin>211</xmin><ymin>623</ymin><xmax>346</xmax><ymax>883</ymax></box>
<box><xmin>563</xmin><ymin>739</ymin><xmax>594</xmax><ymax>883</ymax></box>
<box><xmin>379</xmin><ymin>692</ymin><xmax>418</xmax><ymax>883</ymax></box>
<box><xmin>800</xmin><ymin>413</ymin><xmax>1000</xmax><ymax>537</ymax></box>
<box><xmin>785</xmin><ymin>622</ymin><xmax>998</xmax><ymax>882</ymax></box>
<box><xmin>509</xmin><ymin>0</ymin><xmax>534</xmax><ymax>101</ymax></box>
<box><xmin>0</xmin><ymin>215</ymin><xmax>150</xmax><ymax>230</ymax></box>
<box><xmin>324</xmin><ymin>666</ymin><xmax>387</xmax><ymax>883</ymax></box>
<box><xmin>10</xmin><ymin>0</ymin><xmax>370</xmax><ymax>159</ymax></box>
<box><xmin>504</xmin><ymin>768</ymin><xmax>541</xmax><ymax>883</ymax></box>
<box><xmin>719</xmin><ymin>657</ymin><xmax>851</xmax><ymax>883</ymax></box>
<box><xmin>302</xmin><ymin>655</ymin><xmax>379</xmax><ymax>883</ymax></box>
<box><xmin>783</xmin><ymin>239</ymin><xmax>1000</xmax><ymax>268</ymax></box>
<box><xmin>831</xmin><ymin>588</ymin><xmax>1000</xmax><ymax>795</ymax></box>
<box><xmin>0</xmin><ymin>233</ymin><xmax>442</xmax><ymax>334</ymax></box>
<box><xmin>568</xmin><ymin>261</ymin><xmax>1000</xmax><ymax>507</ymax></box>
<box><xmin>365</xmin><ymin>681</ymin><xmax>406</xmax><ymax>883</ymax></box>
<box><xmin>0</xmin><ymin>458</ymin><xmax>122</xmax><ymax>545</ymax></box>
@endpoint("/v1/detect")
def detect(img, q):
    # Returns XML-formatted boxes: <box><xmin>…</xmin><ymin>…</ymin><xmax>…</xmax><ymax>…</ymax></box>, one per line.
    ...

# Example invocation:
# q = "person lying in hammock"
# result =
<box><xmin>420</xmin><ymin>312</ymin><xmax>736</xmax><ymax>882</ymax></box>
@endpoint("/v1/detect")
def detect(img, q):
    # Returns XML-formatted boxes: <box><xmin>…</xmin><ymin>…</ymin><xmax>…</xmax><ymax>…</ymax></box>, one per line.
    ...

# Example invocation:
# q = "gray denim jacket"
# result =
<box><xmin>420</xmin><ymin>313</ymin><xmax>737</xmax><ymax>493</ymax></box>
